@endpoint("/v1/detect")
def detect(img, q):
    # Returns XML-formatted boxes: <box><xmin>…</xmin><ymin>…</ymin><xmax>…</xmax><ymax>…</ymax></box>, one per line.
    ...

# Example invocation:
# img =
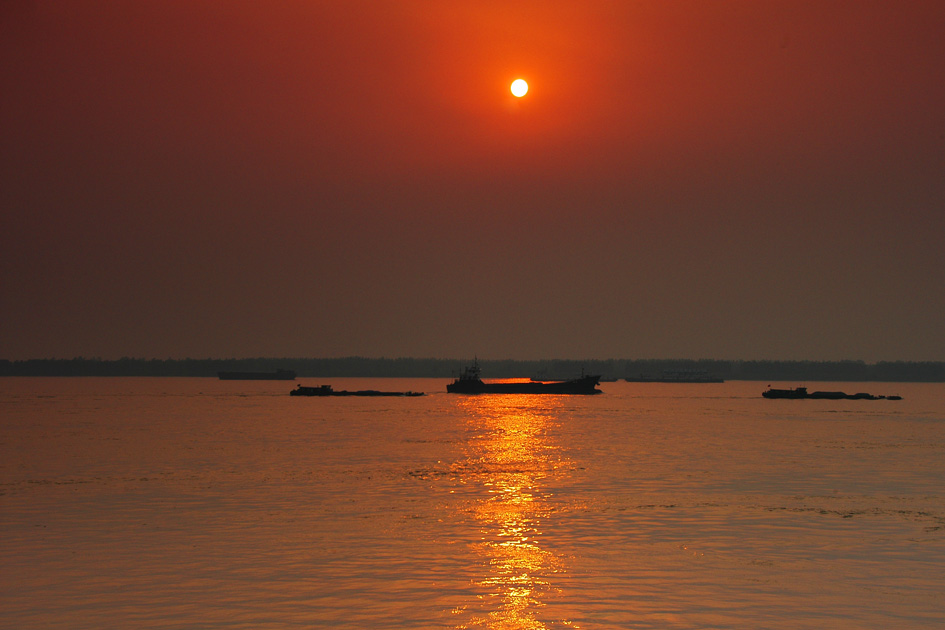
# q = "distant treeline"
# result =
<box><xmin>1</xmin><ymin>357</ymin><xmax>944</xmax><ymax>382</ymax></box>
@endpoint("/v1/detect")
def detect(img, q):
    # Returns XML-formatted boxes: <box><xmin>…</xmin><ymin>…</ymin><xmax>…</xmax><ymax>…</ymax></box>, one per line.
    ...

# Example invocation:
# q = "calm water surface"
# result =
<box><xmin>2</xmin><ymin>378</ymin><xmax>944</xmax><ymax>629</ymax></box>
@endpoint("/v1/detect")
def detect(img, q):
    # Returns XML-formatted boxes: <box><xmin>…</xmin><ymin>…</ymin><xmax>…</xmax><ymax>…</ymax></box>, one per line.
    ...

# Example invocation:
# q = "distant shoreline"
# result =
<box><xmin>1</xmin><ymin>358</ymin><xmax>943</xmax><ymax>382</ymax></box>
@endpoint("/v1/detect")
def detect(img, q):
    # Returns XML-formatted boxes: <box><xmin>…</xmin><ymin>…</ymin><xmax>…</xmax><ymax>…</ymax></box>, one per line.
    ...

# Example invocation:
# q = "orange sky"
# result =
<box><xmin>2</xmin><ymin>1</ymin><xmax>944</xmax><ymax>360</ymax></box>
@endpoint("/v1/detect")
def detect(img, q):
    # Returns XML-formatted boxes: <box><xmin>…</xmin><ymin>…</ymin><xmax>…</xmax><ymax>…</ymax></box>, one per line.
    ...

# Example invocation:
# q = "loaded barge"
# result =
<box><xmin>762</xmin><ymin>386</ymin><xmax>901</xmax><ymax>400</ymax></box>
<box><xmin>447</xmin><ymin>360</ymin><xmax>601</xmax><ymax>395</ymax></box>
<box><xmin>291</xmin><ymin>384</ymin><xmax>423</xmax><ymax>397</ymax></box>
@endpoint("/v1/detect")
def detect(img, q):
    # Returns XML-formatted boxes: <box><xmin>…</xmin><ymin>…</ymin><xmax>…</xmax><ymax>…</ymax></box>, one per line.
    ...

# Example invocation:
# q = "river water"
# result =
<box><xmin>2</xmin><ymin>377</ymin><xmax>943</xmax><ymax>629</ymax></box>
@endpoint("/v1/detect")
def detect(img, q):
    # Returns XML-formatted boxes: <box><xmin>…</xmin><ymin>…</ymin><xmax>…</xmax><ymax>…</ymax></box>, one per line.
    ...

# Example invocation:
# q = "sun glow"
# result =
<box><xmin>510</xmin><ymin>79</ymin><xmax>528</xmax><ymax>97</ymax></box>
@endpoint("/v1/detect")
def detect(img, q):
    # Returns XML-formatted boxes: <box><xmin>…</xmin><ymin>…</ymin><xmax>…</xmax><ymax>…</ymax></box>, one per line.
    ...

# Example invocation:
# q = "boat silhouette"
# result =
<box><xmin>447</xmin><ymin>360</ymin><xmax>601</xmax><ymax>395</ymax></box>
<box><xmin>291</xmin><ymin>384</ymin><xmax>423</xmax><ymax>397</ymax></box>
<box><xmin>762</xmin><ymin>386</ymin><xmax>901</xmax><ymax>400</ymax></box>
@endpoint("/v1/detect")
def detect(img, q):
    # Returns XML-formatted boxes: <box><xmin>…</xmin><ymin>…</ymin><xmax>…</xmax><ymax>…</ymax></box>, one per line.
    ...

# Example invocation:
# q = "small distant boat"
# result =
<box><xmin>625</xmin><ymin>370</ymin><xmax>724</xmax><ymax>383</ymax></box>
<box><xmin>762</xmin><ymin>386</ymin><xmax>901</xmax><ymax>400</ymax></box>
<box><xmin>219</xmin><ymin>369</ymin><xmax>296</xmax><ymax>380</ymax></box>
<box><xmin>448</xmin><ymin>360</ymin><xmax>601</xmax><ymax>395</ymax></box>
<box><xmin>291</xmin><ymin>384</ymin><xmax>424</xmax><ymax>397</ymax></box>
<box><xmin>761</xmin><ymin>386</ymin><xmax>811</xmax><ymax>399</ymax></box>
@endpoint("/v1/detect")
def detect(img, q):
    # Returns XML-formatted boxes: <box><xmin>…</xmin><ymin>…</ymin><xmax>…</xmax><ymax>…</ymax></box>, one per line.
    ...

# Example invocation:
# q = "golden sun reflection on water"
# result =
<box><xmin>454</xmin><ymin>395</ymin><xmax>573</xmax><ymax>630</ymax></box>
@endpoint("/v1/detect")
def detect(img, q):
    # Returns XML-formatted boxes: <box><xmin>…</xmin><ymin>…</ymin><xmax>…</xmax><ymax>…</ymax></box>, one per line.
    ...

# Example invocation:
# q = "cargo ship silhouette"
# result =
<box><xmin>447</xmin><ymin>360</ymin><xmax>601</xmax><ymax>394</ymax></box>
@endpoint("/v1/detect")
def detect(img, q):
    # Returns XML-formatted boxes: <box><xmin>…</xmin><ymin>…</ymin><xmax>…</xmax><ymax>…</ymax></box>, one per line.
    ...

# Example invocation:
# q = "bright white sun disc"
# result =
<box><xmin>510</xmin><ymin>79</ymin><xmax>528</xmax><ymax>97</ymax></box>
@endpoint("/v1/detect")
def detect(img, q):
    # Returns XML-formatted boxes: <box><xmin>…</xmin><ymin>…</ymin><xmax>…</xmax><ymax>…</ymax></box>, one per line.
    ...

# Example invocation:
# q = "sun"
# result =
<box><xmin>510</xmin><ymin>79</ymin><xmax>528</xmax><ymax>98</ymax></box>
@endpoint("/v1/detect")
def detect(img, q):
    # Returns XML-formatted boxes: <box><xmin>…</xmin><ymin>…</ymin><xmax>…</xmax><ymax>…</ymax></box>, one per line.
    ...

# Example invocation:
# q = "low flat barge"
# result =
<box><xmin>291</xmin><ymin>384</ymin><xmax>424</xmax><ymax>397</ymax></box>
<box><xmin>762</xmin><ymin>386</ymin><xmax>901</xmax><ymax>400</ymax></box>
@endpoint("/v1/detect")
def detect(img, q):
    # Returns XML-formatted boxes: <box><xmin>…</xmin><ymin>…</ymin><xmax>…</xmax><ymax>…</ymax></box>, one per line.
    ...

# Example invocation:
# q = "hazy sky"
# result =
<box><xmin>2</xmin><ymin>1</ymin><xmax>944</xmax><ymax>361</ymax></box>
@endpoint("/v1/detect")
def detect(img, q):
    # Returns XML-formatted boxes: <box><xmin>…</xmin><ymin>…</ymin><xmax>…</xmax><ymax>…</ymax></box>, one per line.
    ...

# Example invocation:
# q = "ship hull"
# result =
<box><xmin>763</xmin><ymin>387</ymin><xmax>897</xmax><ymax>400</ymax></box>
<box><xmin>291</xmin><ymin>385</ymin><xmax>423</xmax><ymax>397</ymax></box>
<box><xmin>762</xmin><ymin>387</ymin><xmax>809</xmax><ymax>399</ymax></box>
<box><xmin>447</xmin><ymin>376</ymin><xmax>601</xmax><ymax>395</ymax></box>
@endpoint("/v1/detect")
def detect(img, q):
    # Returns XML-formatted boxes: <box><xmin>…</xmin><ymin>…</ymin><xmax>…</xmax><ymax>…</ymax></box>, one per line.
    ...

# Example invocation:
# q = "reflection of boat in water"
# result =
<box><xmin>219</xmin><ymin>369</ymin><xmax>296</xmax><ymax>380</ymax></box>
<box><xmin>625</xmin><ymin>370</ymin><xmax>723</xmax><ymax>383</ymax></box>
<box><xmin>291</xmin><ymin>384</ymin><xmax>424</xmax><ymax>397</ymax></box>
<box><xmin>762</xmin><ymin>386</ymin><xmax>901</xmax><ymax>400</ymax></box>
<box><xmin>448</xmin><ymin>360</ymin><xmax>601</xmax><ymax>395</ymax></box>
